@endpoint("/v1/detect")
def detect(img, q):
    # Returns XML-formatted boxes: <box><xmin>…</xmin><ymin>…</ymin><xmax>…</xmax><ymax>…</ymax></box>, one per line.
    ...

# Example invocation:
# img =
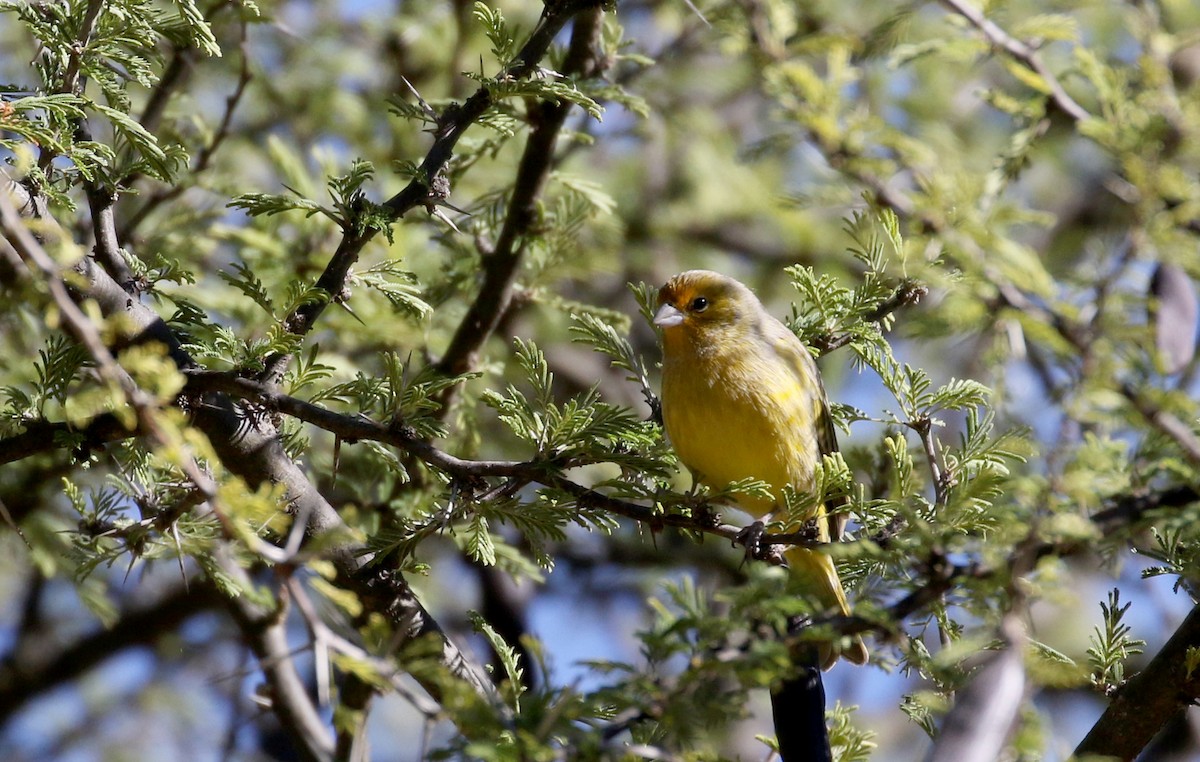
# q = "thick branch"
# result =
<box><xmin>1075</xmin><ymin>602</ymin><xmax>1200</xmax><ymax>760</ymax></box>
<box><xmin>85</xmin><ymin>183</ymin><xmax>136</xmax><ymax>290</ymax></box>
<box><xmin>0</xmin><ymin>412</ymin><xmax>134</xmax><ymax>465</ymax></box>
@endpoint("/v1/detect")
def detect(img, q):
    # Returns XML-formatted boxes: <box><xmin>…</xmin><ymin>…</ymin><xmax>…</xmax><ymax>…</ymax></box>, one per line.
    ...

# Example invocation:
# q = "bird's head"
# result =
<box><xmin>654</xmin><ymin>270</ymin><xmax>756</xmax><ymax>337</ymax></box>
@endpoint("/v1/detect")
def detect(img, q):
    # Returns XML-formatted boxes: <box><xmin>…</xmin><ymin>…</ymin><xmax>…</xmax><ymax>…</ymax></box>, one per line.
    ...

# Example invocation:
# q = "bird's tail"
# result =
<box><xmin>784</xmin><ymin>545</ymin><xmax>869</xmax><ymax>669</ymax></box>
<box><xmin>770</xmin><ymin>647</ymin><xmax>831</xmax><ymax>762</ymax></box>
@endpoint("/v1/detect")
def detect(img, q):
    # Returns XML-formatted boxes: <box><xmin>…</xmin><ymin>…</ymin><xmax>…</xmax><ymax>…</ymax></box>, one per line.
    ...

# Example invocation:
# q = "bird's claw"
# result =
<box><xmin>734</xmin><ymin>520</ymin><xmax>769</xmax><ymax>563</ymax></box>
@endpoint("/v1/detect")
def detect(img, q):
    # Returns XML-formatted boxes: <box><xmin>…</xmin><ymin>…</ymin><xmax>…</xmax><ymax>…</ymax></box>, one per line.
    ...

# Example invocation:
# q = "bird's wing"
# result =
<box><xmin>815</xmin><ymin>380</ymin><xmax>849</xmax><ymax>542</ymax></box>
<box><xmin>762</xmin><ymin>317</ymin><xmax>849</xmax><ymax>541</ymax></box>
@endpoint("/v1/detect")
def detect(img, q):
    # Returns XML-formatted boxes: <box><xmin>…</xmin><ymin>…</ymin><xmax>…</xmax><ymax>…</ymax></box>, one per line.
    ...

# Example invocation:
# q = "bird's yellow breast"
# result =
<box><xmin>661</xmin><ymin>330</ymin><xmax>823</xmax><ymax>519</ymax></box>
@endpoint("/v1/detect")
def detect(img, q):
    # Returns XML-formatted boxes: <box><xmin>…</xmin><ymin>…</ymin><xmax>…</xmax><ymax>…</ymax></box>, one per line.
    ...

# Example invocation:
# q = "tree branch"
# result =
<box><xmin>2</xmin><ymin>174</ymin><xmax>501</xmax><ymax>751</ymax></box>
<box><xmin>1119</xmin><ymin>382</ymin><xmax>1200</xmax><ymax>469</ymax></box>
<box><xmin>218</xmin><ymin>553</ymin><xmax>335</xmax><ymax>762</ymax></box>
<box><xmin>0</xmin><ymin>412</ymin><xmax>135</xmax><ymax>465</ymax></box>
<box><xmin>0</xmin><ymin>579</ymin><xmax>221</xmax><ymax>720</ymax></box>
<box><xmin>168</xmin><ymin>369</ymin><xmax>1200</xmax><ymax>569</ymax></box>
<box><xmin>85</xmin><ymin>182</ymin><xmax>136</xmax><ymax>291</ymax></box>
<box><xmin>938</xmin><ymin>0</ymin><xmax>1091</xmax><ymax>122</ymax></box>
<box><xmin>435</xmin><ymin>7</ymin><xmax>605</xmax><ymax>384</ymax></box>
<box><xmin>1075</xmin><ymin>602</ymin><xmax>1200</xmax><ymax>760</ymax></box>
<box><xmin>180</xmin><ymin>369</ymin><xmax>538</xmax><ymax>476</ymax></box>
<box><xmin>3</xmin><ymin>181</ymin><xmax>340</xmax><ymax>760</ymax></box>
<box><xmin>261</xmin><ymin>0</ymin><xmax>607</xmax><ymax>384</ymax></box>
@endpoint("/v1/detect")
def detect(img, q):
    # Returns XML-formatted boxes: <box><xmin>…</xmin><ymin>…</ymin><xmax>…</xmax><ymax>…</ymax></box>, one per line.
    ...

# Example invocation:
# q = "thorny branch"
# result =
<box><xmin>2</xmin><ymin>1</ymin><xmax>616</xmax><ymax>738</ymax></box>
<box><xmin>6</xmin><ymin>351</ymin><xmax>1198</xmax><ymax>573</ymax></box>
<box><xmin>1074</xmin><ymin>601</ymin><xmax>1200</xmax><ymax>761</ymax></box>
<box><xmin>84</xmin><ymin>366</ymin><xmax>1200</xmax><ymax>608</ymax></box>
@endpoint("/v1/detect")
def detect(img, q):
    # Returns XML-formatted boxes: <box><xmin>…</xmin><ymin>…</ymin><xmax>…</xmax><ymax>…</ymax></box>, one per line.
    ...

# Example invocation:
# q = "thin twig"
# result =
<box><xmin>812</xmin><ymin>278</ymin><xmax>928</xmax><ymax>354</ymax></box>
<box><xmin>121</xmin><ymin>17</ymin><xmax>253</xmax><ymax>239</ymax></box>
<box><xmin>938</xmin><ymin>0</ymin><xmax>1091</xmax><ymax>122</ymax></box>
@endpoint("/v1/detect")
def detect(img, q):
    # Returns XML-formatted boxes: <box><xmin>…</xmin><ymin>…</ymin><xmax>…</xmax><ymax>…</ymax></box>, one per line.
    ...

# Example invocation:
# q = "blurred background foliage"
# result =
<box><xmin>2</xmin><ymin>0</ymin><xmax>1200</xmax><ymax>759</ymax></box>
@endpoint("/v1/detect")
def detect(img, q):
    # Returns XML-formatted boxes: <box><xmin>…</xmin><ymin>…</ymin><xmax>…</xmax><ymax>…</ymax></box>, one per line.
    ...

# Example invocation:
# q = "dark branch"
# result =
<box><xmin>2</xmin><ymin>174</ymin><xmax>502</xmax><ymax>751</ymax></box>
<box><xmin>181</xmin><ymin>369</ymin><xmax>539</xmax><ymax>477</ymax></box>
<box><xmin>261</xmin><ymin>0</ymin><xmax>607</xmax><ymax>384</ymax></box>
<box><xmin>435</xmin><ymin>7</ymin><xmax>605</xmax><ymax>385</ymax></box>
<box><xmin>85</xmin><ymin>182</ymin><xmax>136</xmax><ymax>291</ymax></box>
<box><xmin>0</xmin><ymin>580</ymin><xmax>221</xmax><ymax>720</ymax></box>
<box><xmin>811</xmin><ymin>277</ymin><xmax>929</xmax><ymax>355</ymax></box>
<box><xmin>0</xmin><ymin>412</ymin><xmax>135</xmax><ymax>465</ymax></box>
<box><xmin>1075</xmin><ymin>602</ymin><xmax>1200</xmax><ymax>761</ymax></box>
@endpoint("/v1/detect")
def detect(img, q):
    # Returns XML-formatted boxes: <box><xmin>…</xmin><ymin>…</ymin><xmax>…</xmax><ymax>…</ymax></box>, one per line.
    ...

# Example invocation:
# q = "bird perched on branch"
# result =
<box><xmin>657</xmin><ymin>271</ymin><xmax>873</xmax><ymax>758</ymax></box>
<box><xmin>654</xmin><ymin>269</ymin><xmax>868</xmax><ymax>758</ymax></box>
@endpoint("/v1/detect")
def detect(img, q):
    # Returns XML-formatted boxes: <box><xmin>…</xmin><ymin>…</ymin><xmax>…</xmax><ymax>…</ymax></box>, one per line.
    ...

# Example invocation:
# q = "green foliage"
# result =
<box><xmin>5</xmin><ymin>0</ymin><xmax>1200</xmax><ymax>758</ymax></box>
<box><xmin>828</xmin><ymin>702</ymin><xmax>877</xmax><ymax>762</ymax></box>
<box><xmin>316</xmin><ymin>354</ymin><xmax>471</xmax><ymax>440</ymax></box>
<box><xmin>467</xmin><ymin>2</ymin><xmax>607</xmax><ymax>122</ymax></box>
<box><xmin>0</xmin><ymin>0</ymin><xmax>222</xmax><ymax>191</ymax></box>
<box><xmin>1086</xmin><ymin>589</ymin><xmax>1146</xmax><ymax>696</ymax></box>
<box><xmin>472</xmin><ymin>74</ymin><xmax>605</xmax><ymax>121</ymax></box>
<box><xmin>1</xmin><ymin>334</ymin><xmax>90</xmax><ymax>422</ymax></box>
<box><xmin>470</xmin><ymin>612</ymin><xmax>526</xmax><ymax>706</ymax></box>
<box><xmin>483</xmin><ymin>338</ymin><xmax>666</xmax><ymax>474</ymax></box>
<box><xmin>229</xmin><ymin>159</ymin><xmax>393</xmax><ymax>241</ymax></box>
<box><xmin>354</xmin><ymin>260</ymin><xmax>433</xmax><ymax>320</ymax></box>
<box><xmin>473</xmin><ymin>2</ymin><xmax>519</xmax><ymax>69</ymax></box>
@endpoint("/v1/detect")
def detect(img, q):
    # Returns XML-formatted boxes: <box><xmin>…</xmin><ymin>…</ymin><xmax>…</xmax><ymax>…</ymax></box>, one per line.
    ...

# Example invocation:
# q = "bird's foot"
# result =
<box><xmin>734</xmin><ymin>520</ymin><xmax>769</xmax><ymax>563</ymax></box>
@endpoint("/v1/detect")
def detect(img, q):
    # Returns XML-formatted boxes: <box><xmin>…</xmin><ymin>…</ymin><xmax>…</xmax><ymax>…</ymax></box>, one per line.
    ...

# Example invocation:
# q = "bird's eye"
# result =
<box><xmin>690</xmin><ymin>296</ymin><xmax>709</xmax><ymax>312</ymax></box>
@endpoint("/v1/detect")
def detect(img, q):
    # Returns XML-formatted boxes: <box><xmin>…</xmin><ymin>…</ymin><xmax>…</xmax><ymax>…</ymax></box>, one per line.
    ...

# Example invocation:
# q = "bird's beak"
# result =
<box><xmin>653</xmin><ymin>303</ymin><xmax>684</xmax><ymax>328</ymax></box>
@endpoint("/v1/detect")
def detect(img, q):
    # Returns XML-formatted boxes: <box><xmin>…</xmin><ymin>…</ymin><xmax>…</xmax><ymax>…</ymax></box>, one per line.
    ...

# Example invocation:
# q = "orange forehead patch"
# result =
<box><xmin>658</xmin><ymin>272</ymin><xmax>706</xmax><ymax>308</ymax></box>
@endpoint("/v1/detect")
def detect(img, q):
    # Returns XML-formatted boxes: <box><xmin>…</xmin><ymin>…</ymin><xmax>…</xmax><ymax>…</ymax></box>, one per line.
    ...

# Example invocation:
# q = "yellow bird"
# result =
<box><xmin>654</xmin><ymin>269</ymin><xmax>868</xmax><ymax>669</ymax></box>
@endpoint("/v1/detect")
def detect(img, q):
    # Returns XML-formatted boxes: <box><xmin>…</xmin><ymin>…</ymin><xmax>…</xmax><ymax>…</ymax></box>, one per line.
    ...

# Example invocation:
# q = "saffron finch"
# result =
<box><xmin>654</xmin><ymin>269</ymin><xmax>868</xmax><ymax>669</ymax></box>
